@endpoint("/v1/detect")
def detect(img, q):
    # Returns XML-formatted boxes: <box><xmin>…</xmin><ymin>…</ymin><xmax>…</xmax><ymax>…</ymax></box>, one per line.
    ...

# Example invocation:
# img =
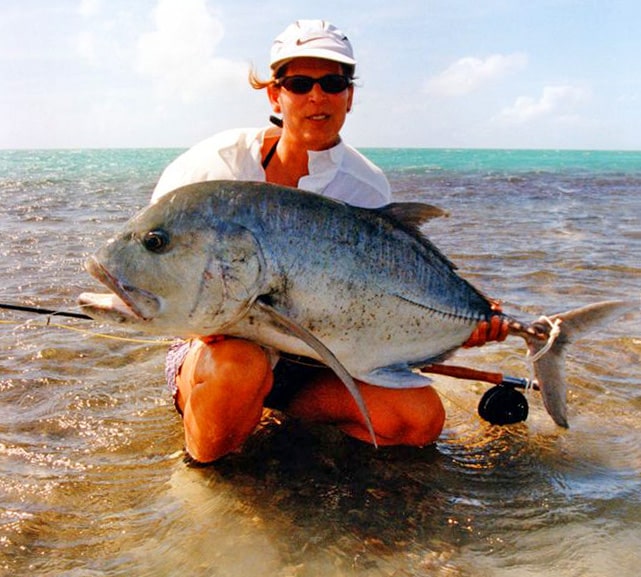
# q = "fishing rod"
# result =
<box><xmin>2</xmin><ymin>300</ymin><xmax>537</xmax><ymax>425</ymax></box>
<box><xmin>3</xmin><ymin>300</ymin><xmax>538</xmax><ymax>389</ymax></box>
<box><xmin>421</xmin><ymin>363</ymin><xmax>539</xmax><ymax>391</ymax></box>
<box><xmin>0</xmin><ymin>302</ymin><xmax>92</xmax><ymax>320</ymax></box>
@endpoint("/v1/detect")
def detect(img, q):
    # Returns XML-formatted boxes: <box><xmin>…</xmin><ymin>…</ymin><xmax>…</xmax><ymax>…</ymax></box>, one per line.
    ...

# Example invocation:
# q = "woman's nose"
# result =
<box><xmin>308</xmin><ymin>82</ymin><xmax>327</xmax><ymax>101</ymax></box>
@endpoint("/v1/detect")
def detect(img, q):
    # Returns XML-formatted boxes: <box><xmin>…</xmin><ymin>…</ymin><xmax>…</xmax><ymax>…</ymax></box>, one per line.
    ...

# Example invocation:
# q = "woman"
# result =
<box><xmin>154</xmin><ymin>20</ymin><xmax>447</xmax><ymax>463</ymax></box>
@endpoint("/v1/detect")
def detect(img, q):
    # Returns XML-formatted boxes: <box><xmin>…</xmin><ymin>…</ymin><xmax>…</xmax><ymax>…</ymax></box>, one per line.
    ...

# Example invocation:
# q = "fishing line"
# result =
<box><xmin>0</xmin><ymin>318</ymin><xmax>173</xmax><ymax>345</ymax></box>
<box><xmin>526</xmin><ymin>316</ymin><xmax>562</xmax><ymax>362</ymax></box>
<box><xmin>0</xmin><ymin>304</ymin><xmax>174</xmax><ymax>345</ymax></box>
<box><xmin>0</xmin><ymin>302</ymin><xmax>92</xmax><ymax>320</ymax></box>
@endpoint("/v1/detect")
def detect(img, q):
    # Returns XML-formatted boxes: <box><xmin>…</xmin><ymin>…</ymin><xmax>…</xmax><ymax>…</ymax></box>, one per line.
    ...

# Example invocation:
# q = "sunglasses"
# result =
<box><xmin>275</xmin><ymin>74</ymin><xmax>352</xmax><ymax>95</ymax></box>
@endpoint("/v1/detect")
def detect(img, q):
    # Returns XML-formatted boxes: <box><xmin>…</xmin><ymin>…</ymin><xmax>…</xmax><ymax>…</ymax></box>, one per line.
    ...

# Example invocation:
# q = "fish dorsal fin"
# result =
<box><xmin>379</xmin><ymin>202</ymin><xmax>448</xmax><ymax>233</ymax></box>
<box><xmin>254</xmin><ymin>298</ymin><xmax>377</xmax><ymax>447</ymax></box>
<box><xmin>377</xmin><ymin>202</ymin><xmax>457</xmax><ymax>270</ymax></box>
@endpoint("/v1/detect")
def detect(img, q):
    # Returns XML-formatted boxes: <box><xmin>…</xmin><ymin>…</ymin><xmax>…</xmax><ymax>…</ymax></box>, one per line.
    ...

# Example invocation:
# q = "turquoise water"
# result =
<box><xmin>3</xmin><ymin>147</ymin><xmax>641</xmax><ymax>181</ymax></box>
<box><xmin>1</xmin><ymin>148</ymin><xmax>640</xmax><ymax>576</ymax></box>
<box><xmin>364</xmin><ymin>147</ymin><xmax>641</xmax><ymax>174</ymax></box>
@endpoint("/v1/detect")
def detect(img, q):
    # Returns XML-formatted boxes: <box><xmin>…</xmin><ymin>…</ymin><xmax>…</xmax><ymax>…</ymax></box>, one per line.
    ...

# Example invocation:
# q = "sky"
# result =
<box><xmin>1</xmin><ymin>0</ymin><xmax>640</xmax><ymax>150</ymax></box>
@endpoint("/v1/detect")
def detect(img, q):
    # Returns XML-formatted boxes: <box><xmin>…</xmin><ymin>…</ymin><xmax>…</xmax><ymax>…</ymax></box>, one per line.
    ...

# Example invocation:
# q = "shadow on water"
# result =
<box><xmin>153</xmin><ymin>422</ymin><xmax>494</xmax><ymax>576</ymax></box>
<box><xmin>110</xmin><ymin>409</ymin><xmax>601</xmax><ymax>577</ymax></box>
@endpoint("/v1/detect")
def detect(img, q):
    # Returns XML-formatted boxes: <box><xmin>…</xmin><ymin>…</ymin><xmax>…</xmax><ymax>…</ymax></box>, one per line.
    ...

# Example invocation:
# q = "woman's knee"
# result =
<box><xmin>359</xmin><ymin>384</ymin><xmax>445</xmax><ymax>446</ymax></box>
<box><xmin>286</xmin><ymin>374</ymin><xmax>445</xmax><ymax>447</ymax></box>
<box><xmin>176</xmin><ymin>338</ymin><xmax>274</xmax><ymax>462</ymax></box>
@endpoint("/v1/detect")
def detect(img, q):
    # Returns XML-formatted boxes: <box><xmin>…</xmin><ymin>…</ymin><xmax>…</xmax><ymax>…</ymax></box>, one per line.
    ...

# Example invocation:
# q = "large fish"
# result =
<box><xmin>78</xmin><ymin>181</ymin><xmax>635</xmax><ymax>440</ymax></box>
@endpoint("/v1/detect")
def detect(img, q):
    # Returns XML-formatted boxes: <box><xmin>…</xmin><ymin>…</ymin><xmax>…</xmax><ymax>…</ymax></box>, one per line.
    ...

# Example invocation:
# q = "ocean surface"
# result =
<box><xmin>1</xmin><ymin>147</ymin><xmax>640</xmax><ymax>576</ymax></box>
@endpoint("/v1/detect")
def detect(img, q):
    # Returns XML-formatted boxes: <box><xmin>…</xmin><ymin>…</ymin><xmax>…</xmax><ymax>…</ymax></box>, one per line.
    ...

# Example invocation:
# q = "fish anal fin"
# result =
<box><xmin>361</xmin><ymin>366</ymin><xmax>433</xmax><ymax>389</ymax></box>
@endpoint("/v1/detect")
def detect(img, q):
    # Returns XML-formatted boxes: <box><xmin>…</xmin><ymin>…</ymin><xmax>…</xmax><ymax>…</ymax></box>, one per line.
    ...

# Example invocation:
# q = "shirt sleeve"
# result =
<box><xmin>150</xmin><ymin>128</ymin><xmax>265</xmax><ymax>203</ymax></box>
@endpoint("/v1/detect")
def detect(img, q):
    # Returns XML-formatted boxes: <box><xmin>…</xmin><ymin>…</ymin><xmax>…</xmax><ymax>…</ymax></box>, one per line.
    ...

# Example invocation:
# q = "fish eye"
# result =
<box><xmin>142</xmin><ymin>229</ymin><xmax>171</xmax><ymax>253</ymax></box>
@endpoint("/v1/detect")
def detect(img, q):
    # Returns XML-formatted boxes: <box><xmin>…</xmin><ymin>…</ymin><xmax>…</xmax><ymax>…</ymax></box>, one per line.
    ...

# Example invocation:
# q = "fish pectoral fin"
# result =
<box><xmin>361</xmin><ymin>366</ymin><xmax>433</xmax><ymax>389</ymax></box>
<box><xmin>254</xmin><ymin>298</ymin><xmax>377</xmax><ymax>447</ymax></box>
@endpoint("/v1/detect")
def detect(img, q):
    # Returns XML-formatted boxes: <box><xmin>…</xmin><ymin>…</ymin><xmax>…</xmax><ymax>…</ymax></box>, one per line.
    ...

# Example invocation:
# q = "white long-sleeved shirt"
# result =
<box><xmin>151</xmin><ymin>126</ymin><xmax>391</xmax><ymax>208</ymax></box>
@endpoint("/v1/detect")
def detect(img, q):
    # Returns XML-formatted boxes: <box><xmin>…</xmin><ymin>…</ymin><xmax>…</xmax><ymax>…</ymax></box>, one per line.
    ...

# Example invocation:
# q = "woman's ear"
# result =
<box><xmin>267</xmin><ymin>84</ymin><xmax>281</xmax><ymax>114</ymax></box>
<box><xmin>346</xmin><ymin>85</ymin><xmax>354</xmax><ymax>113</ymax></box>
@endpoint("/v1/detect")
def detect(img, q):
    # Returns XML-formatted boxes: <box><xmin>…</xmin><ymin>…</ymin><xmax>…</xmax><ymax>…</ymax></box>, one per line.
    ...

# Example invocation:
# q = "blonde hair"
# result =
<box><xmin>248</xmin><ymin>65</ymin><xmax>278</xmax><ymax>90</ymax></box>
<box><xmin>248</xmin><ymin>62</ymin><xmax>356</xmax><ymax>90</ymax></box>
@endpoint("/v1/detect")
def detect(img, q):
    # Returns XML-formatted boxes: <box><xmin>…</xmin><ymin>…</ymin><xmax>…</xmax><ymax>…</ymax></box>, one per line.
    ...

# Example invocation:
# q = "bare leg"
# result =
<box><xmin>175</xmin><ymin>338</ymin><xmax>273</xmax><ymax>463</ymax></box>
<box><xmin>286</xmin><ymin>371</ymin><xmax>445</xmax><ymax>447</ymax></box>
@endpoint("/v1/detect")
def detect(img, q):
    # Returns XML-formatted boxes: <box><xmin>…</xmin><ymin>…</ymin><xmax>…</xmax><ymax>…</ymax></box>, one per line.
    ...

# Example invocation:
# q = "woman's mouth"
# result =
<box><xmin>307</xmin><ymin>114</ymin><xmax>330</xmax><ymax>121</ymax></box>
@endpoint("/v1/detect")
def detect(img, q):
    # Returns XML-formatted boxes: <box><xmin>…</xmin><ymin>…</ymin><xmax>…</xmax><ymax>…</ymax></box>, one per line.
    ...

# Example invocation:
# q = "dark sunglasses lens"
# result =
<box><xmin>285</xmin><ymin>77</ymin><xmax>314</xmax><ymax>94</ymax></box>
<box><xmin>320</xmin><ymin>75</ymin><xmax>350</xmax><ymax>93</ymax></box>
<box><xmin>280</xmin><ymin>75</ymin><xmax>350</xmax><ymax>94</ymax></box>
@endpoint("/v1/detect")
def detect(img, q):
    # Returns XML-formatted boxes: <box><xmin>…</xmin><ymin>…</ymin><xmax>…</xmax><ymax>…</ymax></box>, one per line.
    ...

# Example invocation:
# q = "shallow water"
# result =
<box><xmin>1</xmin><ymin>149</ymin><xmax>640</xmax><ymax>576</ymax></box>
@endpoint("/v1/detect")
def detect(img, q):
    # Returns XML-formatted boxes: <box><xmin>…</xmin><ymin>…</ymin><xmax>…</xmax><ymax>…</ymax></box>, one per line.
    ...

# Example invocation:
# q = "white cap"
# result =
<box><xmin>270</xmin><ymin>20</ymin><xmax>356</xmax><ymax>71</ymax></box>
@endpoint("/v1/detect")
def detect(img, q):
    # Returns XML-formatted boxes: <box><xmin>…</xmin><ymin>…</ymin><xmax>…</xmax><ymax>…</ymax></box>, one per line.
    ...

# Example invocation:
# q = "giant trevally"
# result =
<box><xmin>78</xmin><ymin>181</ymin><xmax>636</xmax><ymax>442</ymax></box>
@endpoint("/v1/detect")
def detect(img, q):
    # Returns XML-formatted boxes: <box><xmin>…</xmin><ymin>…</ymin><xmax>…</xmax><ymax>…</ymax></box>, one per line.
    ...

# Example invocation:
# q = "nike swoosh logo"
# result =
<box><xmin>296</xmin><ymin>36</ymin><xmax>328</xmax><ymax>46</ymax></box>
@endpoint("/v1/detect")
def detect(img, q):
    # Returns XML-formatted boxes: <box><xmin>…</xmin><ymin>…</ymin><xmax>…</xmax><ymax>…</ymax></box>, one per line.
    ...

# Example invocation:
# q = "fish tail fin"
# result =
<box><xmin>523</xmin><ymin>299</ymin><xmax>637</xmax><ymax>427</ymax></box>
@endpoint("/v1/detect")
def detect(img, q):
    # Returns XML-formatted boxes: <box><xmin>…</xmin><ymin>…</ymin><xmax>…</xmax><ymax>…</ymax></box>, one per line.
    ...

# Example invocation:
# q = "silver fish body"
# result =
<box><xmin>79</xmin><ymin>181</ymin><xmax>636</xmax><ymax>430</ymax></box>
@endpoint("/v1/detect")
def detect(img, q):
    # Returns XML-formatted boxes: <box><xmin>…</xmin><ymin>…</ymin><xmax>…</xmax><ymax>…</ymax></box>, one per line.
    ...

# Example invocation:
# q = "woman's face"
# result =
<box><xmin>268</xmin><ymin>58</ymin><xmax>354</xmax><ymax>151</ymax></box>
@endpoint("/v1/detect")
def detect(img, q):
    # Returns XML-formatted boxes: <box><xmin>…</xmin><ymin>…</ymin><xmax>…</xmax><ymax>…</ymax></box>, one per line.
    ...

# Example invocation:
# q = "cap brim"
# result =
<box><xmin>271</xmin><ymin>48</ymin><xmax>356</xmax><ymax>70</ymax></box>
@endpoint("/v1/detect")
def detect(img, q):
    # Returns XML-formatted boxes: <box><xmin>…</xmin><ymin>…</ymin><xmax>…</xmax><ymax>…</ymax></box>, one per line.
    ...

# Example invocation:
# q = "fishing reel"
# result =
<box><xmin>421</xmin><ymin>364</ymin><xmax>536</xmax><ymax>426</ymax></box>
<box><xmin>477</xmin><ymin>376</ymin><xmax>534</xmax><ymax>425</ymax></box>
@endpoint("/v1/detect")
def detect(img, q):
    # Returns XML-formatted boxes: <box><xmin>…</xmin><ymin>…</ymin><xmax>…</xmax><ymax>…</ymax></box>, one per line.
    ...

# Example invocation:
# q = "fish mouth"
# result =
<box><xmin>77</xmin><ymin>257</ymin><xmax>160</xmax><ymax>323</ymax></box>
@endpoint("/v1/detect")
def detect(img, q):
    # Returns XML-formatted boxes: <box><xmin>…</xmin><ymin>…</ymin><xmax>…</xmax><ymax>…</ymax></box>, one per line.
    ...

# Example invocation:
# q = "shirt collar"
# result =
<box><xmin>216</xmin><ymin>127</ymin><xmax>346</xmax><ymax>190</ymax></box>
<box><xmin>300</xmin><ymin>139</ymin><xmax>346</xmax><ymax>191</ymax></box>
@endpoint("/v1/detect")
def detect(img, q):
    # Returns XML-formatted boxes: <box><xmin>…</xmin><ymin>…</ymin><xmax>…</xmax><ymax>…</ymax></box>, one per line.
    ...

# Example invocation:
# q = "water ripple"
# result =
<box><xmin>2</xmin><ymin>150</ymin><xmax>641</xmax><ymax>576</ymax></box>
